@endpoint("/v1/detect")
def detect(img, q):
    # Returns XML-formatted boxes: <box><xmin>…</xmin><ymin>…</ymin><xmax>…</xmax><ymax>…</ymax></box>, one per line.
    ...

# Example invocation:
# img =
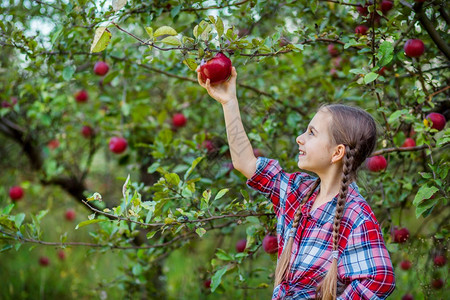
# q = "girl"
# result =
<box><xmin>197</xmin><ymin>67</ymin><xmax>396</xmax><ymax>299</ymax></box>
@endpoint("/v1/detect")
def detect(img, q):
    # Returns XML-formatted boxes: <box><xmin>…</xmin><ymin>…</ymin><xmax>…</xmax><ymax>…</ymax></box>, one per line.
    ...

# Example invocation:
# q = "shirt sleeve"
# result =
<box><xmin>337</xmin><ymin>219</ymin><xmax>396</xmax><ymax>300</ymax></box>
<box><xmin>246</xmin><ymin>157</ymin><xmax>284</xmax><ymax>210</ymax></box>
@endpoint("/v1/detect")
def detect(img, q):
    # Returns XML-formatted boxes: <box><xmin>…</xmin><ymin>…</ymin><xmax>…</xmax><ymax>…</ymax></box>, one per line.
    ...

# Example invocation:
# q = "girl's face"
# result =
<box><xmin>296</xmin><ymin>110</ymin><xmax>337</xmax><ymax>175</ymax></box>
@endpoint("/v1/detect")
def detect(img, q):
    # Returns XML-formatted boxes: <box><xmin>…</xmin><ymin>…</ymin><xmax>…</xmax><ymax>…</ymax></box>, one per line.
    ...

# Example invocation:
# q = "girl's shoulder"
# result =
<box><xmin>343</xmin><ymin>183</ymin><xmax>380</xmax><ymax>228</ymax></box>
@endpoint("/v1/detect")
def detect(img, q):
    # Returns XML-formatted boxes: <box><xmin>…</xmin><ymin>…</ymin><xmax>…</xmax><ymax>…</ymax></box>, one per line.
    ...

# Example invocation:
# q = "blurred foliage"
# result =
<box><xmin>0</xmin><ymin>0</ymin><xmax>449</xmax><ymax>299</ymax></box>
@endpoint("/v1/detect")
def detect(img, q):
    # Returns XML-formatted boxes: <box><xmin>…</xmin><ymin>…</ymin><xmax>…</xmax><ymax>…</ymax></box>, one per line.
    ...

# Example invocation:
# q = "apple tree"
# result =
<box><xmin>0</xmin><ymin>0</ymin><xmax>448</xmax><ymax>298</ymax></box>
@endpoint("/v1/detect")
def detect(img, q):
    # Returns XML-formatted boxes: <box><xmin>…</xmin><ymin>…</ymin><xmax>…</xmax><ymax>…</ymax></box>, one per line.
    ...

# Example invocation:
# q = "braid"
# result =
<box><xmin>274</xmin><ymin>179</ymin><xmax>321</xmax><ymax>287</ymax></box>
<box><xmin>316</xmin><ymin>145</ymin><xmax>356</xmax><ymax>300</ymax></box>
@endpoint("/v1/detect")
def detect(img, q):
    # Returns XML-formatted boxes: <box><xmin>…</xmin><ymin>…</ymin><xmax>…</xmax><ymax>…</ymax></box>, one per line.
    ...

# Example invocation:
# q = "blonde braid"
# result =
<box><xmin>316</xmin><ymin>145</ymin><xmax>356</xmax><ymax>300</ymax></box>
<box><xmin>274</xmin><ymin>179</ymin><xmax>321</xmax><ymax>287</ymax></box>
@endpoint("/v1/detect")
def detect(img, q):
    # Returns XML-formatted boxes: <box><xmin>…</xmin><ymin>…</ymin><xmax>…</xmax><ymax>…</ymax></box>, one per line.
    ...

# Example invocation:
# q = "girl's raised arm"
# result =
<box><xmin>197</xmin><ymin>67</ymin><xmax>257</xmax><ymax>179</ymax></box>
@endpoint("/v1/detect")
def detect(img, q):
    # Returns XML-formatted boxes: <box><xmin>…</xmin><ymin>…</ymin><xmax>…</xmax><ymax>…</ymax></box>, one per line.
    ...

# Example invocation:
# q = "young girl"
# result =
<box><xmin>197</xmin><ymin>67</ymin><xmax>396</xmax><ymax>299</ymax></box>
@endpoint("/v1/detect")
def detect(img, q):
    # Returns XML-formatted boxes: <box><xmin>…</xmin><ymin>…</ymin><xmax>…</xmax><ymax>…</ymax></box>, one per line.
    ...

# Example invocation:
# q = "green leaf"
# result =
<box><xmin>2</xmin><ymin>204</ymin><xmax>15</xmax><ymax>215</ymax></box>
<box><xmin>112</xmin><ymin>0</ymin><xmax>127</xmax><ymax>11</ymax></box>
<box><xmin>0</xmin><ymin>245</ymin><xmax>13</xmax><ymax>253</ymax></box>
<box><xmin>211</xmin><ymin>265</ymin><xmax>228</xmax><ymax>292</ymax></box>
<box><xmin>195</xmin><ymin>227</ymin><xmax>206</xmax><ymax>237</ymax></box>
<box><xmin>14</xmin><ymin>213</ymin><xmax>25</xmax><ymax>228</ymax></box>
<box><xmin>165</xmin><ymin>173</ymin><xmax>181</xmax><ymax>186</ymax></box>
<box><xmin>170</xmin><ymin>6</ymin><xmax>182</xmax><ymax>18</ymax></box>
<box><xmin>413</xmin><ymin>185</ymin><xmax>439</xmax><ymax>206</ymax></box>
<box><xmin>90</xmin><ymin>26</ymin><xmax>112</xmax><ymax>53</ymax></box>
<box><xmin>154</xmin><ymin>26</ymin><xmax>178</xmax><ymax>38</ymax></box>
<box><xmin>75</xmin><ymin>219</ymin><xmax>107</xmax><ymax>229</ymax></box>
<box><xmin>415</xmin><ymin>197</ymin><xmax>438</xmax><ymax>218</ymax></box>
<box><xmin>215</xmin><ymin>249</ymin><xmax>233</xmax><ymax>261</ymax></box>
<box><xmin>202</xmin><ymin>189</ymin><xmax>211</xmax><ymax>204</ymax></box>
<box><xmin>184</xmin><ymin>156</ymin><xmax>204</xmax><ymax>180</ymax></box>
<box><xmin>62</xmin><ymin>65</ymin><xmax>76</xmax><ymax>81</ymax></box>
<box><xmin>183</xmin><ymin>58</ymin><xmax>198</xmax><ymax>71</ymax></box>
<box><xmin>377</xmin><ymin>41</ymin><xmax>393</xmax><ymax>67</ymax></box>
<box><xmin>160</xmin><ymin>36</ymin><xmax>181</xmax><ymax>46</ymax></box>
<box><xmin>363</xmin><ymin>72</ymin><xmax>378</xmax><ymax>84</ymax></box>
<box><xmin>145</xmin><ymin>27</ymin><xmax>153</xmax><ymax>39</ymax></box>
<box><xmin>215</xmin><ymin>17</ymin><xmax>224</xmax><ymax>37</ymax></box>
<box><xmin>214</xmin><ymin>189</ymin><xmax>229</xmax><ymax>201</ymax></box>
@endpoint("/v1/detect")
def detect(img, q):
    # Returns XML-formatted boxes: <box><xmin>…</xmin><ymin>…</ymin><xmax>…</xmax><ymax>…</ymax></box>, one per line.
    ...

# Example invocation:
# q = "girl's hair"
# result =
<box><xmin>274</xmin><ymin>104</ymin><xmax>378</xmax><ymax>299</ymax></box>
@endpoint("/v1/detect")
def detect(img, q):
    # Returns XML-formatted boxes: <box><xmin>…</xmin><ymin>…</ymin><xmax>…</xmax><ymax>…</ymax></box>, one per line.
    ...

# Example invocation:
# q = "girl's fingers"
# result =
<box><xmin>197</xmin><ymin>70</ymin><xmax>206</xmax><ymax>87</ymax></box>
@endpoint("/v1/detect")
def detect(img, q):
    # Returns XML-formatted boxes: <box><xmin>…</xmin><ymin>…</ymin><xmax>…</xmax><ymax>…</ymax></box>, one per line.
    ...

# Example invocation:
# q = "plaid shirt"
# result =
<box><xmin>247</xmin><ymin>157</ymin><xmax>396</xmax><ymax>299</ymax></box>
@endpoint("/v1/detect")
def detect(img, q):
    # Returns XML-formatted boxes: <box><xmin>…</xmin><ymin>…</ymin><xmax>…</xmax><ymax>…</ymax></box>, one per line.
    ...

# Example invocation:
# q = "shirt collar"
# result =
<box><xmin>304</xmin><ymin>182</ymin><xmax>359</xmax><ymax>226</ymax></box>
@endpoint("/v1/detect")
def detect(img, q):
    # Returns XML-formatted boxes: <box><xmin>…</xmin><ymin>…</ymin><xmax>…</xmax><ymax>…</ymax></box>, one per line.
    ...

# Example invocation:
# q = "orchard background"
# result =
<box><xmin>0</xmin><ymin>0</ymin><xmax>449</xmax><ymax>299</ymax></box>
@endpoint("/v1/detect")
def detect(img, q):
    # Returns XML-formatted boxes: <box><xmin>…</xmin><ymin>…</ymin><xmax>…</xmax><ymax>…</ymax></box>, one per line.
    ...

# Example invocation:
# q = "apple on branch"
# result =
<box><xmin>199</xmin><ymin>53</ymin><xmax>232</xmax><ymax>85</ymax></box>
<box><xmin>9</xmin><ymin>186</ymin><xmax>24</xmax><ymax>201</ymax></box>
<box><xmin>93</xmin><ymin>61</ymin><xmax>109</xmax><ymax>76</ymax></box>
<box><xmin>262</xmin><ymin>234</ymin><xmax>278</xmax><ymax>254</ymax></box>
<box><xmin>404</xmin><ymin>39</ymin><xmax>425</xmax><ymax>58</ymax></box>
<box><xmin>109</xmin><ymin>137</ymin><xmax>128</xmax><ymax>154</ymax></box>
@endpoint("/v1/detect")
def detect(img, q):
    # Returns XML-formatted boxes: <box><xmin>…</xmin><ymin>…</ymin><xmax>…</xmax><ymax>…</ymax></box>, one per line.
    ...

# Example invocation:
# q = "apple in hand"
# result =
<box><xmin>262</xmin><ymin>234</ymin><xmax>278</xmax><ymax>254</ymax></box>
<box><xmin>75</xmin><ymin>90</ymin><xmax>88</xmax><ymax>103</ymax></box>
<box><xmin>9</xmin><ymin>186</ymin><xmax>24</xmax><ymax>201</ymax></box>
<box><xmin>199</xmin><ymin>53</ymin><xmax>232</xmax><ymax>84</ymax></box>
<box><xmin>404</xmin><ymin>39</ymin><xmax>425</xmax><ymax>58</ymax></box>
<box><xmin>236</xmin><ymin>239</ymin><xmax>247</xmax><ymax>253</ymax></box>
<box><xmin>366</xmin><ymin>155</ymin><xmax>387</xmax><ymax>172</ymax></box>
<box><xmin>94</xmin><ymin>61</ymin><xmax>109</xmax><ymax>76</ymax></box>
<box><xmin>425</xmin><ymin>112</ymin><xmax>446</xmax><ymax>131</ymax></box>
<box><xmin>172</xmin><ymin>113</ymin><xmax>187</xmax><ymax>128</ymax></box>
<box><xmin>109</xmin><ymin>137</ymin><xmax>128</xmax><ymax>154</ymax></box>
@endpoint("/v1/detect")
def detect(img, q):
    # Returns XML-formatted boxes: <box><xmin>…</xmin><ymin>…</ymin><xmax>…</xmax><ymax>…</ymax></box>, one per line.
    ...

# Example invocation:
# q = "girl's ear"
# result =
<box><xmin>331</xmin><ymin>144</ymin><xmax>346</xmax><ymax>164</ymax></box>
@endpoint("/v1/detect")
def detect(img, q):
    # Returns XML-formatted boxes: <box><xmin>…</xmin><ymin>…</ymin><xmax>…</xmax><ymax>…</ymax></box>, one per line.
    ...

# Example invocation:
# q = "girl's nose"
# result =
<box><xmin>296</xmin><ymin>135</ymin><xmax>304</xmax><ymax>145</ymax></box>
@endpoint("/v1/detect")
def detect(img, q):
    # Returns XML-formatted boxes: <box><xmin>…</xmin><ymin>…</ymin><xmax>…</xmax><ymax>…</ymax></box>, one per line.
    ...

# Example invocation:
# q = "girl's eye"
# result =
<box><xmin>309</xmin><ymin>129</ymin><xmax>314</xmax><ymax>136</ymax></box>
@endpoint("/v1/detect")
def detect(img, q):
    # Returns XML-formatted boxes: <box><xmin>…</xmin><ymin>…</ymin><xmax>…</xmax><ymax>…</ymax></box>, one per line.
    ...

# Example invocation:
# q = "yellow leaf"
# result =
<box><xmin>154</xmin><ymin>26</ymin><xmax>177</xmax><ymax>38</ymax></box>
<box><xmin>90</xmin><ymin>26</ymin><xmax>111</xmax><ymax>53</ymax></box>
<box><xmin>160</xmin><ymin>36</ymin><xmax>181</xmax><ymax>46</ymax></box>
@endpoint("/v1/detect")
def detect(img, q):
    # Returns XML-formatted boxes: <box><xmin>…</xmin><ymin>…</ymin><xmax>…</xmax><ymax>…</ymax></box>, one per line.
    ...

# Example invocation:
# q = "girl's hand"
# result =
<box><xmin>197</xmin><ymin>67</ymin><xmax>237</xmax><ymax>105</ymax></box>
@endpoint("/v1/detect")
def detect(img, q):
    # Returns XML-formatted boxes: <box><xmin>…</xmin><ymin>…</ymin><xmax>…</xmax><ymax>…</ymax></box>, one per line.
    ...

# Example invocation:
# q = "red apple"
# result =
<box><xmin>425</xmin><ymin>112</ymin><xmax>446</xmax><ymax>131</ymax></box>
<box><xmin>393</xmin><ymin>227</ymin><xmax>410</xmax><ymax>243</ymax></box>
<box><xmin>378</xmin><ymin>66</ymin><xmax>388</xmax><ymax>76</ymax></box>
<box><xmin>402</xmin><ymin>138</ymin><xmax>416</xmax><ymax>148</ymax></box>
<box><xmin>402</xmin><ymin>294</ymin><xmax>414</xmax><ymax>300</ymax></box>
<box><xmin>357</xmin><ymin>3</ymin><xmax>370</xmax><ymax>16</ymax></box>
<box><xmin>39</xmin><ymin>256</ymin><xmax>50</xmax><ymax>266</ymax></box>
<box><xmin>400</xmin><ymin>260</ymin><xmax>412</xmax><ymax>270</ymax></box>
<box><xmin>109</xmin><ymin>137</ymin><xmax>128</xmax><ymax>154</ymax></box>
<box><xmin>81</xmin><ymin>125</ymin><xmax>94</xmax><ymax>138</ymax></box>
<box><xmin>404</xmin><ymin>39</ymin><xmax>425</xmax><ymax>58</ymax></box>
<box><xmin>236</xmin><ymin>239</ymin><xmax>247</xmax><ymax>253</ymax></box>
<box><xmin>433</xmin><ymin>255</ymin><xmax>446</xmax><ymax>267</ymax></box>
<box><xmin>201</xmin><ymin>140</ymin><xmax>216</xmax><ymax>153</ymax></box>
<box><xmin>355</xmin><ymin>25</ymin><xmax>369</xmax><ymax>35</ymax></box>
<box><xmin>74</xmin><ymin>90</ymin><xmax>88</xmax><ymax>103</ymax></box>
<box><xmin>381</xmin><ymin>1</ymin><xmax>393</xmax><ymax>14</ymax></box>
<box><xmin>47</xmin><ymin>139</ymin><xmax>60</xmax><ymax>150</ymax></box>
<box><xmin>203</xmin><ymin>279</ymin><xmax>211</xmax><ymax>289</ymax></box>
<box><xmin>57</xmin><ymin>250</ymin><xmax>66</xmax><ymax>260</ymax></box>
<box><xmin>65</xmin><ymin>209</ymin><xmax>76</xmax><ymax>221</ymax></box>
<box><xmin>262</xmin><ymin>234</ymin><xmax>278</xmax><ymax>254</ymax></box>
<box><xmin>9</xmin><ymin>186</ymin><xmax>24</xmax><ymax>201</ymax></box>
<box><xmin>172</xmin><ymin>113</ymin><xmax>187</xmax><ymax>128</ymax></box>
<box><xmin>366</xmin><ymin>155</ymin><xmax>387</xmax><ymax>172</ymax></box>
<box><xmin>327</xmin><ymin>44</ymin><xmax>340</xmax><ymax>57</ymax></box>
<box><xmin>199</xmin><ymin>53</ymin><xmax>232</xmax><ymax>85</ymax></box>
<box><xmin>431</xmin><ymin>278</ymin><xmax>444</xmax><ymax>289</ymax></box>
<box><xmin>93</xmin><ymin>61</ymin><xmax>109</xmax><ymax>76</ymax></box>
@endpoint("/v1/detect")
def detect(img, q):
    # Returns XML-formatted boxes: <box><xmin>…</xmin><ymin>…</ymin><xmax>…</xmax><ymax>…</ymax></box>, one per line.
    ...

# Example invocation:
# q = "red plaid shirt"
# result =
<box><xmin>247</xmin><ymin>157</ymin><xmax>396</xmax><ymax>299</ymax></box>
